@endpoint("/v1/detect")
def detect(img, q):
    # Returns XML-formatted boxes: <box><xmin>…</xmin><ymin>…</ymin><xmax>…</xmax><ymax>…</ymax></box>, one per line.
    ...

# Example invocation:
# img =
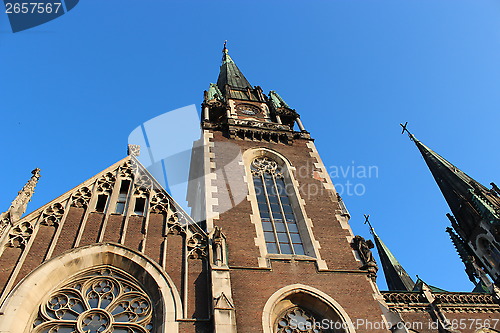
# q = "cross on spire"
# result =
<box><xmin>400</xmin><ymin>121</ymin><xmax>416</xmax><ymax>142</ymax></box>
<box><xmin>364</xmin><ymin>214</ymin><xmax>374</xmax><ymax>235</ymax></box>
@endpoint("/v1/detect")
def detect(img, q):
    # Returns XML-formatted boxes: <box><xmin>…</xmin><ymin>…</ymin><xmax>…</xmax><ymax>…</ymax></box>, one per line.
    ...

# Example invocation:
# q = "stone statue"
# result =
<box><xmin>353</xmin><ymin>235</ymin><xmax>378</xmax><ymax>279</ymax></box>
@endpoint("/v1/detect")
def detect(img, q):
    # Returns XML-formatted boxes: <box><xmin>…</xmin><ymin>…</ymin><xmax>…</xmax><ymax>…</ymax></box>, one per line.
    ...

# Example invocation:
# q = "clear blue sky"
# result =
<box><xmin>1</xmin><ymin>0</ymin><xmax>499</xmax><ymax>292</ymax></box>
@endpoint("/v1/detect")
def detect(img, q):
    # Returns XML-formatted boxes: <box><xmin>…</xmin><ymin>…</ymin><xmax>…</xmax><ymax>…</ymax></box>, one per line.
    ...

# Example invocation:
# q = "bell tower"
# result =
<box><xmin>190</xmin><ymin>44</ymin><xmax>388</xmax><ymax>332</ymax></box>
<box><xmin>202</xmin><ymin>42</ymin><xmax>308</xmax><ymax>144</ymax></box>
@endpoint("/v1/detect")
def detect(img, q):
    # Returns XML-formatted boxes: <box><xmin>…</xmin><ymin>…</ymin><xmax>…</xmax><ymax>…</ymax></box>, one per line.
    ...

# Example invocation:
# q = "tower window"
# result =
<box><xmin>115</xmin><ymin>180</ymin><xmax>131</xmax><ymax>214</ymax></box>
<box><xmin>95</xmin><ymin>194</ymin><xmax>108</xmax><ymax>213</ymax></box>
<box><xmin>251</xmin><ymin>157</ymin><xmax>305</xmax><ymax>255</ymax></box>
<box><xmin>134</xmin><ymin>197</ymin><xmax>146</xmax><ymax>216</ymax></box>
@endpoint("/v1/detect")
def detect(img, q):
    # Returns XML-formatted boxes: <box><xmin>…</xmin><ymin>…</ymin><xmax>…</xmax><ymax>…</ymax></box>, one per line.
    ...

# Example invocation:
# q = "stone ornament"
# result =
<box><xmin>41</xmin><ymin>203</ymin><xmax>65</xmax><ymax>227</ymax></box>
<box><xmin>32</xmin><ymin>267</ymin><xmax>153</xmax><ymax>333</ymax></box>
<box><xmin>251</xmin><ymin>157</ymin><xmax>283</xmax><ymax>178</ymax></box>
<box><xmin>150</xmin><ymin>191</ymin><xmax>170</xmax><ymax>215</ymax></box>
<box><xmin>8</xmin><ymin>221</ymin><xmax>33</xmax><ymax>249</ymax></box>
<box><xmin>187</xmin><ymin>233</ymin><xmax>207</xmax><ymax>259</ymax></box>
<box><xmin>8</xmin><ymin>168</ymin><xmax>41</xmax><ymax>223</ymax></box>
<box><xmin>97</xmin><ymin>173</ymin><xmax>116</xmax><ymax>194</ymax></box>
<box><xmin>127</xmin><ymin>144</ymin><xmax>141</xmax><ymax>157</ymax></box>
<box><xmin>71</xmin><ymin>187</ymin><xmax>92</xmax><ymax>208</ymax></box>
<box><xmin>118</xmin><ymin>160</ymin><xmax>134</xmax><ymax>179</ymax></box>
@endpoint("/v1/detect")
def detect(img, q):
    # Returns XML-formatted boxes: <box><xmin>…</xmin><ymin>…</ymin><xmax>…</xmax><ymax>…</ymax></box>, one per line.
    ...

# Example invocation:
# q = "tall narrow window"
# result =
<box><xmin>95</xmin><ymin>194</ymin><xmax>108</xmax><ymax>213</ymax></box>
<box><xmin>115</xmin><ymin>180</ymin><xmax>131</xmax><ymax>214</ymax></box>
<box><xmin>251</xmin><ymin>157</ymin><xmax>305</xmax><ymax>255</ymax></box>
<box><xmin>134</xmin><ymin>197</ymin><xmax>146</xmax><ymax>216</ymax></box>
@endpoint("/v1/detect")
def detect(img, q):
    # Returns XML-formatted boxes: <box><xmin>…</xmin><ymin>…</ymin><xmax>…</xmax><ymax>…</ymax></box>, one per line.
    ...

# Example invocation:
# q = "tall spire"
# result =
<box><xmin>216</xmin><ymin>41</ymin><xmax>253</xmax><ymax>97</ymax></box>
<box><xmin>365</xmin><ymin>215</ymin><xmax>415</xmax><ymax>291</ymax></box>
<box><xmin>402</xmin><ymin>123</ymin><xmax>500</xmax><ymax>286</ymax></box>
<box><xmin>400</xmin><ymin>123</ymin><xmax>500</xmax><ymax>239</ymax></box>
<box><xmin>0</xmin><ymin>168</ymin><xmax>41</xmax><ymax>237</ymax></box>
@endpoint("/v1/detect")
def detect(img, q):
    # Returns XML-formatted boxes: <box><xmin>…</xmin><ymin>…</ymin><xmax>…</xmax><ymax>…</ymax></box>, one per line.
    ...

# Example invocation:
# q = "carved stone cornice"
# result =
<box><xmin>275</xmin><ymin>107</ymin><xmax>298</xmax><ymax>118</ymax></box>
<box><xmin>229</xmin><ymin>118</ymin><xmax>292</xmax><ymax>131</ymax></box>
<box><xmin>382</xmin><ymin>291</ymin><xmax>500</xmax><ymax>313</ymax></box>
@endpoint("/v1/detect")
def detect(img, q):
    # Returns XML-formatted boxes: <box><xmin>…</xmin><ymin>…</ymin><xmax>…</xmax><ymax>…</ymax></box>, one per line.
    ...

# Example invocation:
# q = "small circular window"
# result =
<box><xmin>236</xmin><ymin>104</ymin><xmax>261</xmax><ymax>115</ymax></box>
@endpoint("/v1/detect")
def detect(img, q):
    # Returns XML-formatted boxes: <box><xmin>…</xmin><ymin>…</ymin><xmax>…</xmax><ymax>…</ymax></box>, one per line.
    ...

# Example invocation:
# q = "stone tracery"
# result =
<box><xmin>32</xmin><ymin>267</ymin><xmax>154</xmax><ymax>333</ymax></box>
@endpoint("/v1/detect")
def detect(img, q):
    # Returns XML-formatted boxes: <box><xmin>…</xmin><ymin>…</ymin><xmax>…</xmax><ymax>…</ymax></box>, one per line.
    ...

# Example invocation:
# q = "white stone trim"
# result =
<box><xmin>203</xmin><ymin>130</ymin><xmax>219</xmax><ymax>232</ymax></box>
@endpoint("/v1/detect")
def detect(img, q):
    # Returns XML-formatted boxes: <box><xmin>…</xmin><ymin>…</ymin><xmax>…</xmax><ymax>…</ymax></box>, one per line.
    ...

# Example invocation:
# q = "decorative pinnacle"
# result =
<box><xmin>127</xmin><ymin>144</ymin><xmax>141</xmax><ymax>157</ymax></box>
<box><xmin>223</xmin><ymin>40</ymin><xmax>228</xmax><ymax>53</ymax></box>
<box><xmin>400</xmin><ymin>122</ymin><xmax>416</xmax><ymax>142</ymax></box>
<box><xmin>7</xmin><ymin>168</ymin><xmax>41</xmax><ymax>223</ymax></box>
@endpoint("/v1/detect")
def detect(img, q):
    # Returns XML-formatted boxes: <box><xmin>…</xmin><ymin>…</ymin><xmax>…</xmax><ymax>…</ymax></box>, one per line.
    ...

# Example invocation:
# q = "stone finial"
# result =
<box><xmin>5</xmin><ymin>168</ymin><xmax>41</xmax><ymax>224</ymax></box>
<box><xmin>127</xmin><ymin>144</ymin><xmax>141</xmax><ymax>157</ymax></box>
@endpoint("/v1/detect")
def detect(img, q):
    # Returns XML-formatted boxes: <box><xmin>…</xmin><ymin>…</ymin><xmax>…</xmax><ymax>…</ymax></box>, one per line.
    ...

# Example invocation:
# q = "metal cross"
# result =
<box><xmin>400</xmin><ymin>122</ymin><xmax>416</xmax><ymax>141</ymax></box>
<box><xmin>400</xmin><ymin>121</ymin><xmax>410</xmax><ymax>135</ymax></box>
<box><xmin>364</xmin><ymin>214</ymin><xmax>373</xmax><ymax>231</ymax></box>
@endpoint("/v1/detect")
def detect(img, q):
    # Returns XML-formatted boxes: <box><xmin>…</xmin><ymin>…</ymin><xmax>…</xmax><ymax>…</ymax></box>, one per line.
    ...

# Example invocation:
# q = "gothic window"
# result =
<box><xmin>134</xmin><ymin>198</ymin><xmax>146</xmax><ymax>216</ymax></box>
<box><xmin>115</xmin><ymin>180</ymin><xmax>131</xmax><ymax>214</ymax></box>
<box><xmin>32</xmin><ymin>267</ymin><xmax>153</xmax><ymax>333</ymax></box>
<box><xmin>275</xmin><ymin>307</ymin><xmax>333</xmax><ymax>333</ymax></box>
<box><xmin>95</xmin><ymin>195</ymin><xmax>108</xmax><ymax>213</ymax></box>
<box><xmin>251</xmin><ymin>157</ymin><xmax>305</xmax><ymax>255</ymax></box>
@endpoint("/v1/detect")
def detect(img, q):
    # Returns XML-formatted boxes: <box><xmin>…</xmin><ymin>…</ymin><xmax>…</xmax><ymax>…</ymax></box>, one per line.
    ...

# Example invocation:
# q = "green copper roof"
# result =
<box><xmin>216</xmin><ymin>46</ymin><xmax>252</xmax><ymax>94</ymax></box>
<box><xmin>470</xmin><ymin>189</ymin><xmax>499</xmax><ymax>223</ymax></box>
<box><xmin>472</xmin><ymin>280</ymin><xmax>491</xmax><ymax>293</ymax></box>
<box><xmin>412</xmin><ymin>277</ymin><xmax>447</xmax><ymax>293</ymax></box>
<box><xmin>371</xmin><ymin>227</ymin><xmax>415</xmax><ymax>291</ymax></box>
<box><xmin>206</xmin><ymin>83</ymin><xmax>224</xmax><ymax>102</ymax></box>
<box><xmin>269</xmin><ymin>90</ymin><xmax>291</xmax><ymax>109</ymax></box>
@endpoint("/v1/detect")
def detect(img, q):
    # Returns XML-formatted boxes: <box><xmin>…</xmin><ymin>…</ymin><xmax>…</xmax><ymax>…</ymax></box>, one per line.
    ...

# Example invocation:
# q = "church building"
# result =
<box><xmin>0</xmin><ymin>45</ymin><xmax>498</xmax><ymax>333</ymax></box>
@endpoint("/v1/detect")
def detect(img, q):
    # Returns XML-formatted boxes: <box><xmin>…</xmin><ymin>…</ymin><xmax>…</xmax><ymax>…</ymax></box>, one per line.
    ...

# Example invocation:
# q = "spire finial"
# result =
<box><xmin>364</xmin><ymin>214</ymin><xmax>374</xmax><ymax>235</ymax></box>
<box><xmin>400</xmin><ymin>122</ymin><xmax>416</xmax><ymax>142</ymax></box>
<box><xmin>223</xmin><ymin>40</ymin><xmax>228</xmax><ymax>54</ymax></box>
<box><xmin>4</xmin><ymin>168</ymin><xmax>41</xmax><ymax>223</ymax></box>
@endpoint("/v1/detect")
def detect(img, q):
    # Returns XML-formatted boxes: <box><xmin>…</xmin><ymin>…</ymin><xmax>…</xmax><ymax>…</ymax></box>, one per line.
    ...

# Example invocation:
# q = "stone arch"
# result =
<box><xmin>242</xmin><ymin>147</ymin><xmax>294</xmax><ymax>170</ymax></box>
<box><xmin>0</xmin><ymin>243</ymin><xmax>181</xmax><ymax>333</ymax></box>
<box><xmin>262</xmin><ymin>284</ymin><xmax>356</xmax><ymax>333</ymax></box>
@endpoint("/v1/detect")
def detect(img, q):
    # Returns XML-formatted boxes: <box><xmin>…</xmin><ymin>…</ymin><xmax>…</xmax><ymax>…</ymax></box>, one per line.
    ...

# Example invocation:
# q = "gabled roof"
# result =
<box><xmin>2</xmin><ymin>154</ymin><xmax>206</xmax><ymax>237</ymax></box>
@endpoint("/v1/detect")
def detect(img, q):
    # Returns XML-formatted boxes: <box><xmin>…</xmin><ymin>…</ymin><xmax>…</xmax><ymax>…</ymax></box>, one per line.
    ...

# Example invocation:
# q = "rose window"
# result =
<box><xmin>32</xmin><ymin>267</ymin><xmax>154</xmax><ymax>333</ymax></box>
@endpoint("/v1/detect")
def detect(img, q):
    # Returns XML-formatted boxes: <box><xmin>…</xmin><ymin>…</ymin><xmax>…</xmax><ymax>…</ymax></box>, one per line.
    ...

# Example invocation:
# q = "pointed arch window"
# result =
<box><xmin>251</xmin><ymin>157</ymin><xmax>305</xmax><ymax>255</ymax></box>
